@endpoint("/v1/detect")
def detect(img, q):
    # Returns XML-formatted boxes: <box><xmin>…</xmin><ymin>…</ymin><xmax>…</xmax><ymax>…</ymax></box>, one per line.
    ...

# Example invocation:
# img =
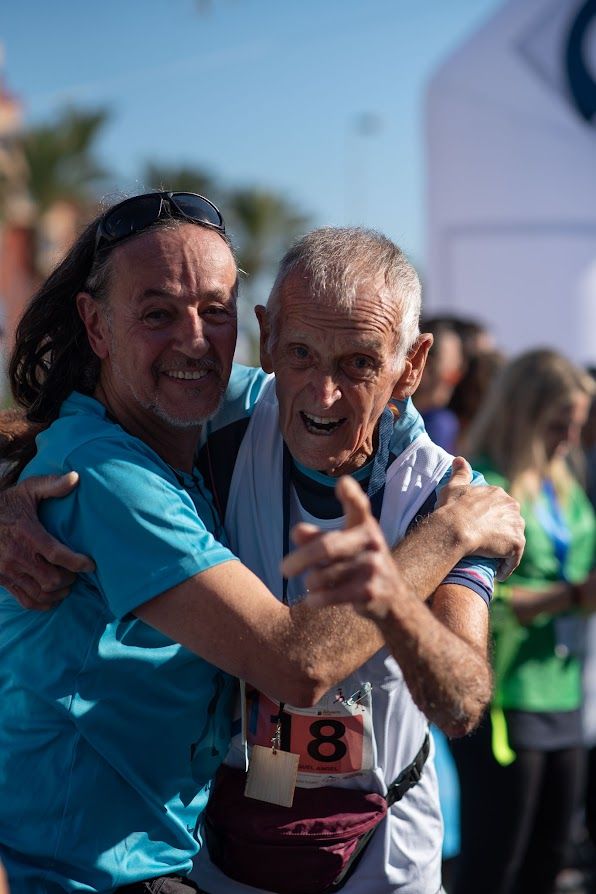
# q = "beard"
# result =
<box><xmin>144</xmin><ymin>383</ymin><xmax>226</xmax><ymax>428</ymax></box>
<box><xmin>108</xmin><ymin>339</ymin><xmax>226</xmax><ymax>429</ymax></box>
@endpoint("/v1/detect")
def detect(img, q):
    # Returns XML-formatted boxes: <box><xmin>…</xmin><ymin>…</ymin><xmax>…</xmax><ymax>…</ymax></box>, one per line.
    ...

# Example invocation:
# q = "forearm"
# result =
<box><xmin>284</xmin><ymin>601</ymin><xmax>383</xmax><ymax>690</ymax></box>
<box><xmin>376</xmin><ymin>584</ymin><xmax>491</xmax><ymax>737</ymax></box>
<box><xmin>511</xmin><ymin>582</ymin><xmax>579</xmax><ymax>624</ymax></box>
<box><xmin>137</xmin><ymin>563</ymin><xmax>384</xmax><ymax>708</ymax></box>
<box><xmin>391</xmin><ymin>504</ymin><xmax>470</xmax><ymax>601</ymax></box>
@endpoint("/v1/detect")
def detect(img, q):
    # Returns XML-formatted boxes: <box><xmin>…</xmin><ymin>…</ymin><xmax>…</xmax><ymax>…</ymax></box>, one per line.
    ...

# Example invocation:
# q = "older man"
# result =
<box><xmin>0</xmin><ymin>213</ymin><xmax>523</xmax><ymax>894</ymax></box>
<box><xmin>170</xmin><ymin>227</ymin><xmax>509</xmax><ymax>894</ymax></box>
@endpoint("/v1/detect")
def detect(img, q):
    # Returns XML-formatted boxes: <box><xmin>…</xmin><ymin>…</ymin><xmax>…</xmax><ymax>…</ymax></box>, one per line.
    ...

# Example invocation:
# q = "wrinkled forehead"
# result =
<box><xmin>108</xmin><ymin>223</ymin><xmax>238</xmax><ymax>298</ymax></box>
<box><xmin>277</xmin><ymin>267</ymin><xmax>402</xmax><ymax>336</ymax></box>
<box><xmin>284</xmin><ymin>263</ymin><xmax>393</xmax><ymax>301</ymax></box>
<box><xmin>282</xmin><ymin>265</ymin><xmax>400</xmax><ymax>311</ymax></box>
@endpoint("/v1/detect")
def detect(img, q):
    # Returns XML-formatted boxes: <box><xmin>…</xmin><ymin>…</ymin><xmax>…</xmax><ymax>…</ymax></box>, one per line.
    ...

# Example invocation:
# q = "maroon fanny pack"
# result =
<box><xmin>203</xmin><ymin>733</ymin><xmax>429</xmax><ymax>894</ymax></box>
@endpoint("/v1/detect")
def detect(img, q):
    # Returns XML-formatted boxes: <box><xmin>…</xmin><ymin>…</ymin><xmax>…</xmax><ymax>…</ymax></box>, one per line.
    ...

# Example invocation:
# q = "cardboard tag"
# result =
<box><xmin>244</xmin><ymin>744</ymin><xmax>300</xmax><ymax>808</ymax></box>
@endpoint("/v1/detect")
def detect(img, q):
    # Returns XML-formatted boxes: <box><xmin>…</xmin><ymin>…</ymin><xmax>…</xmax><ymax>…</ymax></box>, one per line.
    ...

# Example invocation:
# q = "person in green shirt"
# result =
<box><xmin>451</xmin><ymin>348</ymin><xmax>596</xmax><ymax>894</ymax></box>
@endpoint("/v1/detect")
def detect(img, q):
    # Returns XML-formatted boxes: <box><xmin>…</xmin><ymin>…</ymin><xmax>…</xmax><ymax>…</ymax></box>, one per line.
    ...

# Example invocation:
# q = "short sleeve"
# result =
<box><xmin>40</xmin><ymin>435</ymin><xmax>237</xmax><ymax>619</ymax></box>
<box><xmin>434</xmin><ymin>468</ymin><xmax>498</xmax><ymax>605</ymax></box>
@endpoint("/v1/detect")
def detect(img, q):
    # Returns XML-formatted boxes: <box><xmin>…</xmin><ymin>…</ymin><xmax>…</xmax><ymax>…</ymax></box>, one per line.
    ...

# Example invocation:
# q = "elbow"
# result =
<box><xmin>285</xmin><ymin>682</ymin><xmax>325</xmax><ymax>708</ymax></box>
<box><xmin>274</xmin><ymin>662</ymin><xmax>332</xmax><ymax>708</ymax></box>
<box><xmin>443</xmin><ymin>711</ymin><xmax>483</xmax><ymax>739</ymax></box>
<box><xmin>435</xmin><ymin>682</ymin><xmax>492</xmax><ymax>739</ymax></box>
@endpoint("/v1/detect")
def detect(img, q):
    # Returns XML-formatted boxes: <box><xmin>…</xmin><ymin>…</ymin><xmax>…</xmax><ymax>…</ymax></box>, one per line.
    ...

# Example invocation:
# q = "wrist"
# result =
<box><xmin>431</xmin><ymin>502</ymin><xmax>471</xmax><ymax>557</ymax></box>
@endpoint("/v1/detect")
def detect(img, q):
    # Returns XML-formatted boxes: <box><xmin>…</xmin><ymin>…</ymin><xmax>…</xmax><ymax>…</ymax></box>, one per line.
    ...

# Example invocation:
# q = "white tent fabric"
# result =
<box><xmin>425</xmin><ymin>0</ymin><xmax>596</xmax><ymax>364</ymax></box>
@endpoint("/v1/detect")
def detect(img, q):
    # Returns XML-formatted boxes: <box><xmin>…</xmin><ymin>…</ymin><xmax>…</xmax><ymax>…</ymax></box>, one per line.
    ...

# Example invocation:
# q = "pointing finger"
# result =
<box><xmin>335</xmin><ymin>476</ymin><xmax>371</xmax><ymax>529</ymax></box>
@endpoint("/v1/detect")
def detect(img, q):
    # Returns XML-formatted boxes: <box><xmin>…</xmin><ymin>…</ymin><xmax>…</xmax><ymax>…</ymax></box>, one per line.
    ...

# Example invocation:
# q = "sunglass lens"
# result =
<box><xmin>173</xmin><ymin>193</ymin><xmax>223</xmax><ymax>229</ymax></box>
<box><xmin>103</xmin><ymin>194</ymin><xmax>164</xmax><ymax>240</ymax></box>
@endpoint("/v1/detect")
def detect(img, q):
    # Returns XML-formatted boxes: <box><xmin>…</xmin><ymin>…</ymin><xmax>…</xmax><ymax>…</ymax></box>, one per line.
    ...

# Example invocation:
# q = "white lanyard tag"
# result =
<box><xmin>244</xmin><ymin>744</ymin><xmax>300</xmax><ymax>808</ymax></box>
<box><xmin>241</xmin><ymin>679</ymin><xmax>300</xmax><ymax>807</ymax></box>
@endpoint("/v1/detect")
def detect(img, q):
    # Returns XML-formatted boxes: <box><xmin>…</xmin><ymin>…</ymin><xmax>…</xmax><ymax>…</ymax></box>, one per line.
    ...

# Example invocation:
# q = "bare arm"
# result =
<box><xmin>135</xmin><ymin>556</ymin><xmax>383</xmax><ymax>708</ymax></box>
<box><xmin>0</xmin><ymin>456</ymin><xmax>523</xmax><ymax>611</ymax></box>
<box><xmin>287</xmin><ymin>476</ymin><xmax>491</xmax><ymax>736</ymax></box>
<box><xmin>508</xmin><ymin>569</ymin><xmax>596</xmax><ymax>624</ymax></box>
<box><xmin>392</xmin><ymin>457</ymin><xmax>525</xmax><ymax>600</ymax></box>
<box><xmin>376</xmin><ymin>584</ymin><xmax>490</xmax><ymax>736</ymax></box>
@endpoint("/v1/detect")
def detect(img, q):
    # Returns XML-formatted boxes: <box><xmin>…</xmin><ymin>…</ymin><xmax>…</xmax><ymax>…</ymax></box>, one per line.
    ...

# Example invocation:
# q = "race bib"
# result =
<box><xmin>244</xmin><ymin>684</ymin><xmax>374</xmax><ymax>787</ymax></box>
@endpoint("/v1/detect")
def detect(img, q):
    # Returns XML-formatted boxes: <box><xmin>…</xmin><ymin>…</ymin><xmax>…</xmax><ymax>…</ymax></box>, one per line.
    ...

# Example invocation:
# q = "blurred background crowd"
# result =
<box><xmin>2</xmin><ymin>0</ymin><xmax>596</xmax><ymax>891</ymax></box>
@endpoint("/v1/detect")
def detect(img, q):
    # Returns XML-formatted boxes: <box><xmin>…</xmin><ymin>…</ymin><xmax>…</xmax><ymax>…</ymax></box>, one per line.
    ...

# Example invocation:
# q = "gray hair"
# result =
<box><xmin>266</xmin><ymin>227</ymin><xmax>421</xmax><ymax>364</ymax></box>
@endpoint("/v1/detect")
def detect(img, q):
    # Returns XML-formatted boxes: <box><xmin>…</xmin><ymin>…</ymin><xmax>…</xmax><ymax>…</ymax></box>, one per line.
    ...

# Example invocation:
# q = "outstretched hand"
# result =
<box><xmin>438</xmin><ymin>456</ymin><xmax>525</xmax><ymax>581</ymax></box>
<box><xmin>281</xmin><ymin>476</ymin><xmax>407</xmax><ymax>620</ymax></box>
<box><xmin>0</xmin><ymin>473</ymin><xmax>95</xmax><ymax>610</ymax></box>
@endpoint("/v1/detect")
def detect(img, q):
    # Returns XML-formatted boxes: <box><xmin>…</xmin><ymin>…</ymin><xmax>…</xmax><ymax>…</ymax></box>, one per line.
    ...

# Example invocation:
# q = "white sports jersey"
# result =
<box><xmin>194</xmin><ymin>375</ymin><xmax>488</xmax><ymax>894</ymax></box>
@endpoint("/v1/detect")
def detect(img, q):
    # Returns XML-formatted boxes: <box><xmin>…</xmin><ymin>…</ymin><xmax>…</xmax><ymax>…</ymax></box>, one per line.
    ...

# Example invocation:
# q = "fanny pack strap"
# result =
<box><xmin>327</xmin><ymin>731</ymin><xmax>431</xmax><ymax>892</ymax></box>
<box><xmin>386</xmin><ymin>731</ymin><xmax>430</xmax><ymax>807</ymax></box>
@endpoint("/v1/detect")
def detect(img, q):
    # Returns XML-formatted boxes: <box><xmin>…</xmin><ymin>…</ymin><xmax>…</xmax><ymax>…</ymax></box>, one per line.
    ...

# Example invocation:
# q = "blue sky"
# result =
<box><xmin>3</xmin><ymin>0</ymin><xmax>502</xmax><ymax>271</ymax></box>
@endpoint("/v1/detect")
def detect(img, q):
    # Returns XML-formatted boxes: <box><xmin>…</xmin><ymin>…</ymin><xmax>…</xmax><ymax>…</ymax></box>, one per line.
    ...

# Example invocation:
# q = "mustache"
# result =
<box><xmin>157</xmin><ymin>358</ymin><xmax>223</xmax><ymax>376</ymax></box>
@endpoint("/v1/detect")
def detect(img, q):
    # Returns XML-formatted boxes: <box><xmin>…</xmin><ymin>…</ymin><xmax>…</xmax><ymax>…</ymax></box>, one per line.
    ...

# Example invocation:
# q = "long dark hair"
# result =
<box><xmin>2</xmin><ymin>213</ymin><xmax>110</xmax><ymax>482</ymax></box>
<box><xmin>10</xmin><ymin>216</ymin><xmax>107</xmax><ymax>422</ymax></box>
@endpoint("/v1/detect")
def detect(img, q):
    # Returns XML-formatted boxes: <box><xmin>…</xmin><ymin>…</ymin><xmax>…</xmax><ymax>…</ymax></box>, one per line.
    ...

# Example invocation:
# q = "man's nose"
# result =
<box><xmin>175</xmin><ymin>311</ymin><xmax>208</xmax><ymax>355</ymax></box>
<box><xmin>311</xmin><ymin>372</ymin><xmax>341</xmax><ymax>408</ymax></box>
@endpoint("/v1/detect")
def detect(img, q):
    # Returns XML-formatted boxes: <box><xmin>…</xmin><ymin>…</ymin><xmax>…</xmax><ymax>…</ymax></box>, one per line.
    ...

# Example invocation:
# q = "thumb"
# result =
<box><xmin>23</xmin><ymin>472</ymin><xmax>80</xmax><ymax>504</ymax></box>
<box><xmin>335</xmin><ymin>475</ymin><xmax>371</xmax><ymax>529</ymax></box>
<box><xmin>448</xmin><ymin>456</ymin><xmax>472</xmax><ymax>487</ymax></box>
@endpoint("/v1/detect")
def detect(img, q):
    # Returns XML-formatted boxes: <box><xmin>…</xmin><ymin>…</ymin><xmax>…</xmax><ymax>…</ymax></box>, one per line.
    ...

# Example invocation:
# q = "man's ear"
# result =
<box><xmin>254</xmin><ymin>305</ymin><xmax>274</xmax><ymax>374</ymax></box>
<box><xmin>76</xmin><ymin>292</ymin><xmax>110</xmax><ymax>360</ymax></box>
<box><xmin>392</xmin><ymin>333</ymin><xmax>434</xmax><ymax>401</ymax></box>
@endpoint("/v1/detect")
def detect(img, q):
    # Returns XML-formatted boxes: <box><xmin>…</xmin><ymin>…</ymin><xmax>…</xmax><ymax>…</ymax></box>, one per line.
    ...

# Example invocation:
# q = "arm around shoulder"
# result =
<box><xmin>135</xmin><ymin>559</ymin><xmax>383</xmax><ymax>707</ymax></box>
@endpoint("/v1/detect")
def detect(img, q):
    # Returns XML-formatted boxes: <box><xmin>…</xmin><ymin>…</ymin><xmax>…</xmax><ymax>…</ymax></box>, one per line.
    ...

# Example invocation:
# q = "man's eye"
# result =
<box><xmin>203</xmin><ymin>305</ymin><xmax>234</xmax><ymax>321</ymax></box>
<box><xmin>351</xmin><ymin>356</ymin><xmax>374</xmax><ymax>371</ymax></box>
<box><xmin>144</xmin><ymin>310</ymin><xmax>170</xmax><ymax>324</ymax></box>
<box><xmin>291</xmin><ymin>346</ymin><xmax>309</xmax><ymax>361</ymax></box>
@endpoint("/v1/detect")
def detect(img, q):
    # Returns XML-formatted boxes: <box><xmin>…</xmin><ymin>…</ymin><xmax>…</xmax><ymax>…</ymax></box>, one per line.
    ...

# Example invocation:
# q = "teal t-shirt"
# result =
<box><xmin>0</xmin><ymin>392</ymin><xmax>237</xmax><ymax>892</ymax></box>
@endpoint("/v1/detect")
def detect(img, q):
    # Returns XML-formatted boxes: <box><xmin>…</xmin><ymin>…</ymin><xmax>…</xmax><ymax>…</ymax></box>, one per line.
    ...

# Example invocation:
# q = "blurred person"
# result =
<box><xmin>449</xmin><ymin>349</ymin><xmax>596</xmax><ymax>894</ymax></box>
<box><xmin>581</xmin><ymin>368</ymin><xmax>596</xmax><ymax>510</ymax></box>
<box><xmin>450</xmin><ymin>316</ymin><xmax>495</xmax><ymax>362</ymax></box>
<box><xmin>0</xmin><ymin>221</ymin><xmax>526</xmax><ymax>894</ymax></box>
<box><xmin>414</xmin><ymin>316</ymin><xmax>466</xmax><ymax>885</ymax></box>
<box><xmin>421</xmin><ymin>314</ymin><xmax>495</xmax><ymax>366</ymax></box>
<box><xmin>449</xmin><ymin>350</ymin><xmax>505</xmax><ymax>454</ymax></box>
<box><xmin>414</xmin><ymin>317</ymin><xmax>464</xmax><ymax>452</ymax></box>
<box><xmin>579</xmin><ymin>369</ymin><xmax>596</xmax><ymax>865</ymax></box>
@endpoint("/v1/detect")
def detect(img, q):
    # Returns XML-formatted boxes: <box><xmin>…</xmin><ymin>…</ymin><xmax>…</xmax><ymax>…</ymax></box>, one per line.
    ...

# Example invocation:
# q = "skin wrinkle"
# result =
<box><xmin>256</xmin><ymin>267</ymin><xmax>431</xmax><ymax>477</ymax></box>
<box><xmin>78</xmin><ymin>225</ymin><xmax>238</xmax><ymax>469</ymax></box>
<box><xmin>375</xmin><ymin>582</ymin><xmax>492</xmax><ymax>736</ymax></box>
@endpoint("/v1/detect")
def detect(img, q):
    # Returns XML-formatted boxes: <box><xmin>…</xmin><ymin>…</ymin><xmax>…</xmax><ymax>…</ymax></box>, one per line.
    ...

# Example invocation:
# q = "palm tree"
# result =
<box><xmin>22</xmin><ymin>106</ymin><xmax>110</xmax><ymax>214</ymax></box>
<box><xmin>226</xmin><ymin>187</ymin><xmax>309</xmax><ymax>362</ymax></box>
<box><xmin>140</xmin><ymin>163</ymin><xmax>218</xmax><ymax>202</ymax></box>
<box><xmin>227</xmin><ymin>187</ymin><xmax>308</xmax><ymax>285</ymax></box>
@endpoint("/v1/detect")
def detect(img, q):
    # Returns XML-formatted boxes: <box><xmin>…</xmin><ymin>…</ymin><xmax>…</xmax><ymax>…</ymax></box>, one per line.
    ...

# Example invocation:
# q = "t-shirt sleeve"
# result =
<box><xmin>41</xmin><ymin>436</ymin><xmax>237</xmax><ymax>620</ymax></box>
<box><xmin>430</xmin><ymin>468</ymin><xmax>497</xmax><ymax>605</ymax></box>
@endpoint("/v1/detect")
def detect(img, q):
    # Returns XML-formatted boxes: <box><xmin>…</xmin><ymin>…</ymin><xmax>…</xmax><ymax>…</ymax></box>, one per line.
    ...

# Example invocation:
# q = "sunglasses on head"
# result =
<box><xmin>94</xmin><ymin>191</ymin><xmax>226</xmax><ymax>255</ymax></box>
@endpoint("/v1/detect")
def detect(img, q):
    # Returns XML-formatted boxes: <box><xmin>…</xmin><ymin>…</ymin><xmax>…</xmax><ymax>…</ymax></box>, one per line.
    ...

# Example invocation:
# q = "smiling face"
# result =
<box><xmin>78</xmin><ymin>224</ymin><xmax>238</xmax><ymax>463</ymax></box>
<box><xmin>257</xmin><ymin>268</ymin><xmax>430</xmax><ymax>476</ymax></box>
